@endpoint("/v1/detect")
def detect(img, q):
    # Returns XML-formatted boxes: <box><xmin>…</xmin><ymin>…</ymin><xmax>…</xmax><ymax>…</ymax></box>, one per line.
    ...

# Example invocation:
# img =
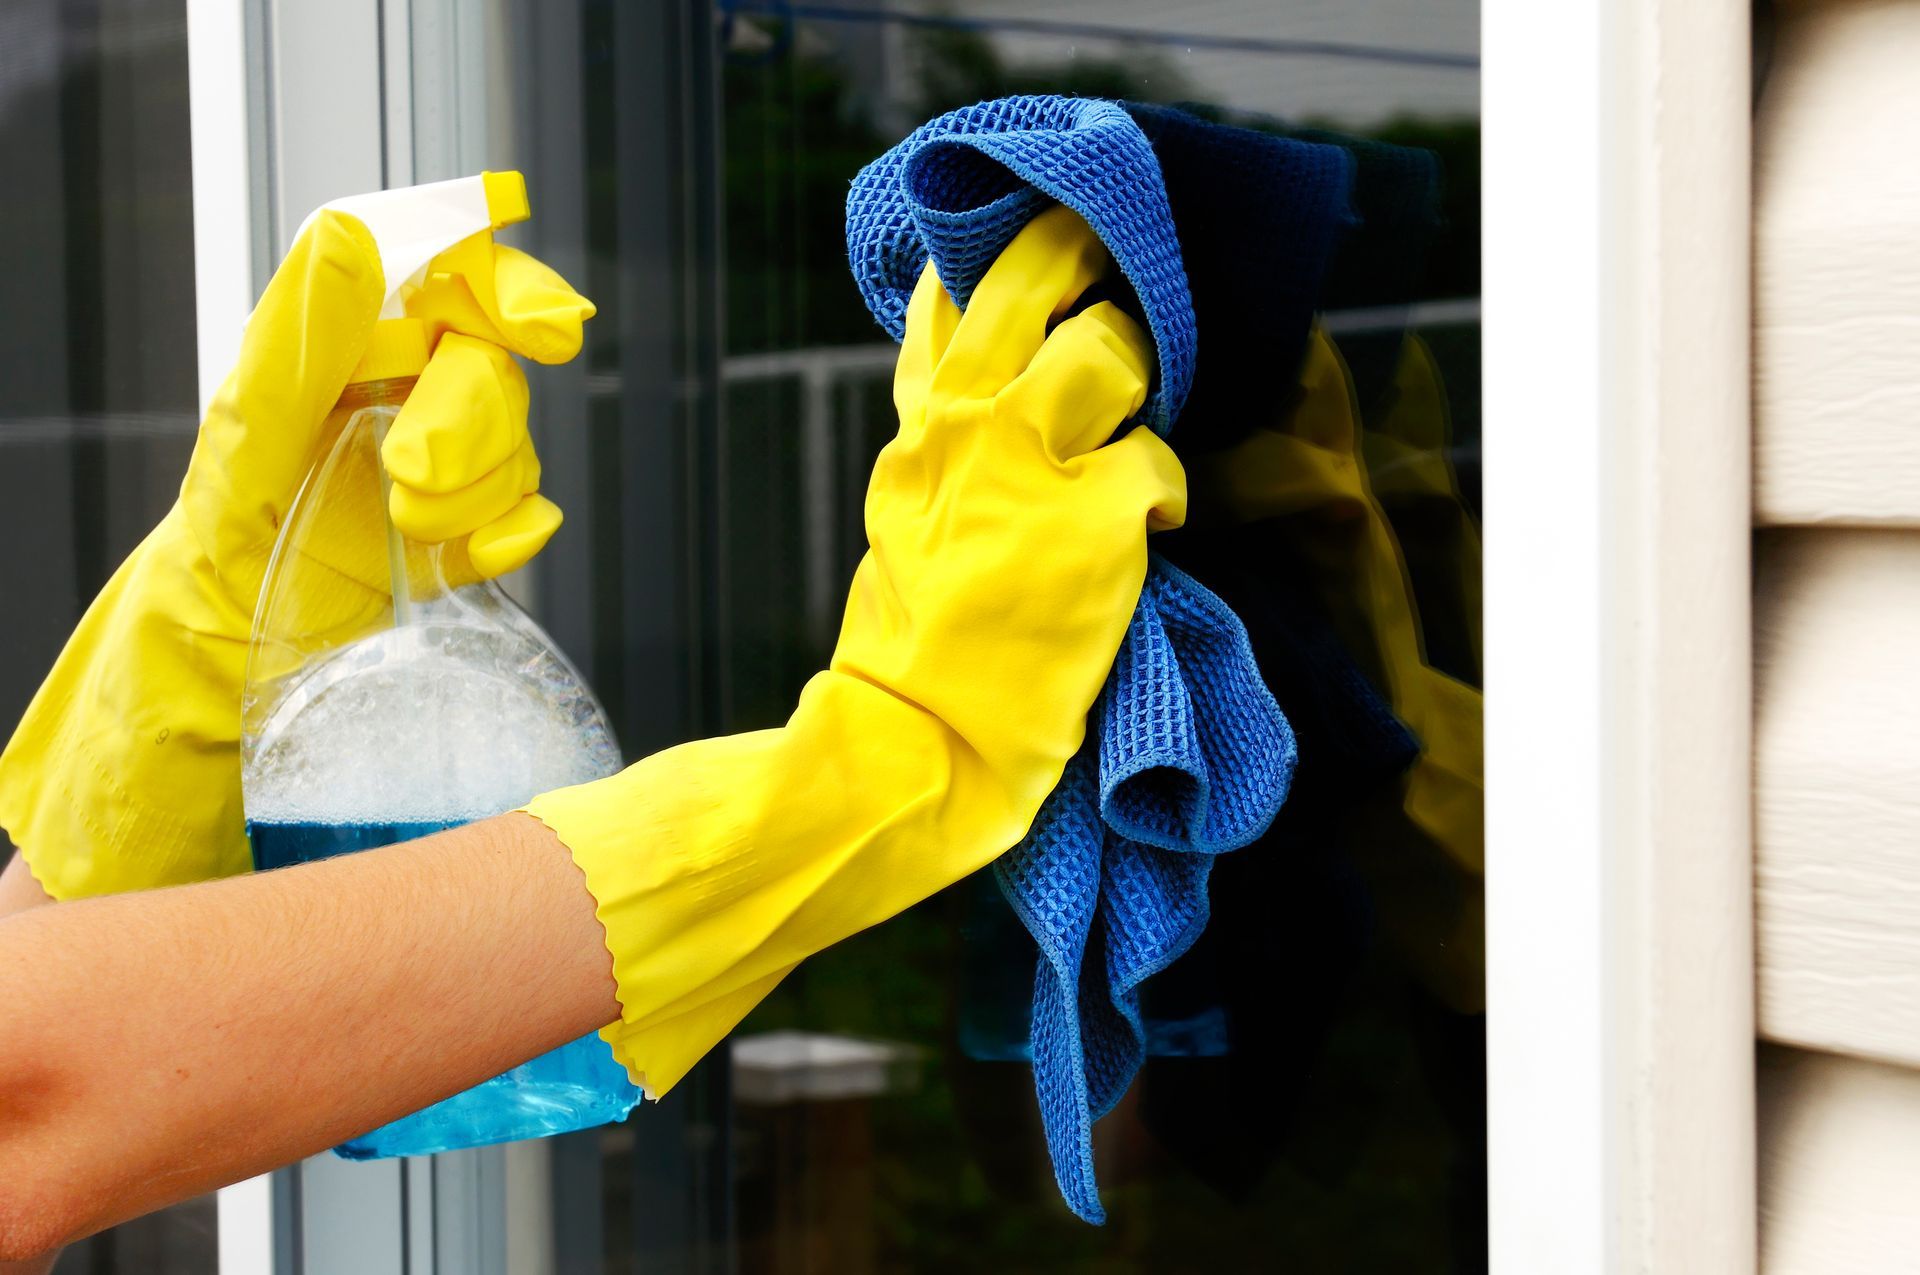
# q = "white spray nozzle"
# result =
<box><xmin>296</xmin><ymin>171</ymin><xmax>530</xmax><ymax>317</ymax></box>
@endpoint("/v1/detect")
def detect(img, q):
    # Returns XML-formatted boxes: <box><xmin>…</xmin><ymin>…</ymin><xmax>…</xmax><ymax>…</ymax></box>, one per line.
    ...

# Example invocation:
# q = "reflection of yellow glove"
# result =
<box><xmin>1359</xmin><ymin>334</ymin><xmax>1482</xmax><ymax>685</ymax></box>
<box><xmin>526</xmin><ymin>206</ymin><xmax>1186</xmax><ymax>1095</ymax></box>
<box><xmin>0</xmin><ymin>210</ymin><xmax>592</xmax><ymax>901</ymax></box>
<box><xmin>1197</xmin><ymin>328</ymin><xmax>1484</xmax><ymax>1010</ymax></box>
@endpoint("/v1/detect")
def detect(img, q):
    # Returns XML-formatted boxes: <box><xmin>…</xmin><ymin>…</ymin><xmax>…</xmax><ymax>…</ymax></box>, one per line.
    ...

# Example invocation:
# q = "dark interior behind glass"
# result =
<box><xmin>505</xmin><ymin>2</ymin><xmax>1483</xmax><ymax>1271</ymax></box>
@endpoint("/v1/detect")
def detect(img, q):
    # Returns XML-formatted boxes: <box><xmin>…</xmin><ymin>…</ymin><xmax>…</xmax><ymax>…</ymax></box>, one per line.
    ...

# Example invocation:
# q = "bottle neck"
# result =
<box><xmin>336</xmin><ymin>375</ymin><xmax>418</xmax><ymax>411</ymax></box>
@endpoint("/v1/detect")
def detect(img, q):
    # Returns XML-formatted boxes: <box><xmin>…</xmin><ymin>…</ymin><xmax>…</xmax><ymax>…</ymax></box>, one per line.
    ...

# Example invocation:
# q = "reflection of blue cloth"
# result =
<box><xmin>1125</xmin><ymin>104</ymin><xmax>1357</xmax><ymax>450</ymax></box>
<box><xmin>846</xmin><ymin>96</ymin><xmax>1343</xmax><ymax>1224</ymax></box>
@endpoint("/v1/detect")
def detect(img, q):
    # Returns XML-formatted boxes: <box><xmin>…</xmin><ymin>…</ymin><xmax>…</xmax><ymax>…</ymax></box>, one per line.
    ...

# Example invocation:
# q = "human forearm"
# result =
<box><xmin>0</xmin><ymin>858</ymin><xmax>66</xmax><ymax>1275</ymax></box>
<box><xmin>0</xmin><ymin>813</ymin><xmax>616</xmax><ymax>1259</ymax></box>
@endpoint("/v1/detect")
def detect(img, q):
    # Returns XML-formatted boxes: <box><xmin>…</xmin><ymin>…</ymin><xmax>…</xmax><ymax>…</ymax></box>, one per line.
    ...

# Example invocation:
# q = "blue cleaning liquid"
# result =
<box><xmin>248</xmin><ymin>818</ymin><xmax>642</xmax><ymax>1160</ymax></box>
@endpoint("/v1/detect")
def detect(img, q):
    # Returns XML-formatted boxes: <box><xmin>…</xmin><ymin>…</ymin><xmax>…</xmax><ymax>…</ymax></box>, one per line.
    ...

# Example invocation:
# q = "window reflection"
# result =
<box><xmin>0</xmin><ymin>0</ymin><xmax>199</xmax><ymax>735</ymax></box>
<box><xmin>516</xmin><ymin>1</ymin><xmax>1482</xmax><ymax>1270</ymax></box>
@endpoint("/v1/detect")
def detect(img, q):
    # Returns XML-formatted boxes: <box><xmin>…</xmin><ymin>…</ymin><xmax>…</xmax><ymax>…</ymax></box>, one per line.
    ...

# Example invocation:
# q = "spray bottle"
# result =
<box><xmin>240</xmin><ymin>172</ymin><xmax>642</xmax><ymax>1159</ymax></box>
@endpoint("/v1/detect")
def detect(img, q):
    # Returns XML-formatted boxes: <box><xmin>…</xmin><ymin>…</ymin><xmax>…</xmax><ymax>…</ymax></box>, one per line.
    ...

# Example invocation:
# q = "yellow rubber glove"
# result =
<box><xmin>385</xmin><ymin>235</ymin><xmax>598</xmax><ymax>572</ymax></box>
<box><xmin>0</xmin><ymin>211</ymin><xmax>593</xmax><ymax>901</ymax></box>
<box><xmin>524</xmin><ymin>206</ymin><xmax>1186</xmax><ymax>1096</ymax></box>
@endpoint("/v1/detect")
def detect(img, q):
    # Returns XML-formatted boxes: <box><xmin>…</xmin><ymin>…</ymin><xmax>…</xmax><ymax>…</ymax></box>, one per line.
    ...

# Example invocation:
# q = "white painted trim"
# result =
<box><xmin>1482</xmin><ymin>5</ymin><xmax>1611</xmax><ymax>1266</ymax></box>
<box><xmin>187</xmin><ymin>0</ymin><xmax>254</xmax><ymax>416</ymax></box>
<box><xmin>216</xmin><ymin>1173</ymin><xmax>274</xmax><ymax>1275</ymax></box>
<box><xmin>1483</xmin><ymin>1</ymin><xmax>1754</xmax><ymax>1272</ymax></box>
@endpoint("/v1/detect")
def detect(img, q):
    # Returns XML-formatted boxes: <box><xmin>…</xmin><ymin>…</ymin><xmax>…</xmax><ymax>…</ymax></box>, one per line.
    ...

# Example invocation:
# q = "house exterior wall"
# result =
<box><xmin>1752</xmin><ymin>1</ymin><xmax>1920</xmax><ymax>1268</ymax></box>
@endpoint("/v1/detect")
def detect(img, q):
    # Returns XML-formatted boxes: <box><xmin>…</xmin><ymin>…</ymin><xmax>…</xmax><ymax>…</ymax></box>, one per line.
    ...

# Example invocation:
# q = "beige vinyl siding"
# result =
<box><xmin>1754</xmin><ymin>0</ymin><xmax>1920</xmax><ymax>526</ymax></box>
<box><xmin>1759</xmin><ymin>1047</ymin><xmax>1920</xmax><ymax>1275</ymax></box>
<box><xmin>1753</xmin><ymin>0</ymin><xmax>1920</xmax><ymax>1268</ymax></box>
<box><xmin>1755</xmin><ymin>530</ymin><xmax>1920</xmax><ymax>1065</ymax></box>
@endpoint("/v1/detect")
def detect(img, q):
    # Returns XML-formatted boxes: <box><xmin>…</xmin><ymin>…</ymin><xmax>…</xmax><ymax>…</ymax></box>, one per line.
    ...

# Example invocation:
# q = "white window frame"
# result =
<box><xmin>1482</xmin><ymin>1</ymin><xmax>1754</xmax><ymax>1270</ymax></box>
<box><xmin>192</xmin><ymin>1</ymin><xmax>1761</xmax><ymax>1270</ymax></box>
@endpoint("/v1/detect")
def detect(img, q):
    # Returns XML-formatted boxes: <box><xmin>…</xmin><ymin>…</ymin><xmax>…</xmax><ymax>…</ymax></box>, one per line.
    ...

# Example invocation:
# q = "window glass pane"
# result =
<box><xmin>0</xmin><ymin>0</ymin><xmax>200</xmax><ymax>732</ymax></box>
<box><xmin>493</xmin><ymin>1</ymin><xmax>1483</xmax><ymax>1270</ymax></box>
<box><xmin>0</xmin><ymin>0</ymin><xmax>212</xmax><ymax>1266</ymax></box>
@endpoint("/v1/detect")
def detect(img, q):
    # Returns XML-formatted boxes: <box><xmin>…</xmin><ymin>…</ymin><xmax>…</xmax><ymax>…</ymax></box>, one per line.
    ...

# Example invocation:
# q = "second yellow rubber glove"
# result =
<box><xmin>525</xmin><ymin>206</ymin><xmax>1186</xmax><ymax>1095</ymax></box>
<box><xmin>0</xmin><ymin>210</ymin><xmax>592</xmax><ymax>901</ymax></box>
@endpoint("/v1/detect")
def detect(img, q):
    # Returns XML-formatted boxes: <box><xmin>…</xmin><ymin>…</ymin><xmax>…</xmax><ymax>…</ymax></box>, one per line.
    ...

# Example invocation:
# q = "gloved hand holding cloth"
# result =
<box><xmin>525</xmin><ymin>206</ymin><xmax>1186</xmax><ymax>1096</ymax></box>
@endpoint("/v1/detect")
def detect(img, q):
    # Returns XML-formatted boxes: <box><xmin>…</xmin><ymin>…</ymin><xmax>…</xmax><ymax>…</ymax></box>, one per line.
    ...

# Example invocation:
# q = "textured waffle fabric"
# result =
<box><xmin>992</xmin><ymin>558</ymin><xmax>1297</xmax><ymax>1220</ymax></box>
<box><xmin>847</xmin><ymin>97</ymin><xmax>1338</xmax><ymax>1222</ymax></box>
<box><xmin>848</xmin><ymin>96</ymin><xmax>1195</xmax><ymax>434</ymax></box>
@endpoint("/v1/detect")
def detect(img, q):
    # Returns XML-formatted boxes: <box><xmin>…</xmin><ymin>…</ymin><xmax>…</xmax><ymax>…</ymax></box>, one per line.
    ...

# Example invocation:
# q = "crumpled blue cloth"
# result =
<box><xmin>992</xmin><ymin>558</ymin><xmax>1297</xmax><ymax>1219</ymax></box>
<box><xmin>848</xmin><ymin>96</ymin><xmax>1195</xmax><ymax>435</ymax></box>
<box><xmin>848</xmin><ymin>96</ymin><xmax>1341</xmax><ymax>1222</ymax></box>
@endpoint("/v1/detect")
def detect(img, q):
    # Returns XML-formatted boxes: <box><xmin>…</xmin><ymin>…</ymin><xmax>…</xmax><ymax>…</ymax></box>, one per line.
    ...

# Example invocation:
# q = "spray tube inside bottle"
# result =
<box><xmin>240</xmin><ymin>173</ymin><xmax>639</xmax><ymax>1159</ymax></box>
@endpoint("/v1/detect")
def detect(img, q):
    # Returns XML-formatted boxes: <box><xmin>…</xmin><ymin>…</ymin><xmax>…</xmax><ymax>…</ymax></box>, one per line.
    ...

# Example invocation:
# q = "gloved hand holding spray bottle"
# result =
<box><xmin>0</xmin><ymin>170</ymin><xmax>643</xmax><ymax>1159</ymax></box>
<box><xmin>237</xmin><ymin>173</ymin><xmax>643</xmax><ymax>1156</ymax></box>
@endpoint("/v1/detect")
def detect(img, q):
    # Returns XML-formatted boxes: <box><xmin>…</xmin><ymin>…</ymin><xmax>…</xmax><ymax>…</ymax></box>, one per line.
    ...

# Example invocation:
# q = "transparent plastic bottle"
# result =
<box><xmin>241</xmin><ymin>317</ymin><xmax>642</xmax><ymax>1159</ymax></box>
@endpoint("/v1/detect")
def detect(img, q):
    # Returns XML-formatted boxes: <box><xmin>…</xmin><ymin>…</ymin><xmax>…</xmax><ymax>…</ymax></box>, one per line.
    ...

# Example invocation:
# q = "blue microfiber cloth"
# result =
<box><xmin>848</xmin><ymin>96</ymin><xmax>1195</xmax><ymax>434</ymax></box>
<box><xmin>992</xmin><ymin>558</ymin><xmax>1297</xmax><ymax>1219</ymax></box>
<box><xmin>848</xmin><ymin>97</ymin><xmax>1348</xmax><ymax>1222</ymax></box>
